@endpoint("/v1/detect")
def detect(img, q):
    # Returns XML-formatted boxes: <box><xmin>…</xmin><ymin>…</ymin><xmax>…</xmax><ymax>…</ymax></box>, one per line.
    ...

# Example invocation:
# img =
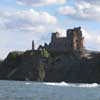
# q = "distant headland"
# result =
<box><xmin>0</xmin><ymin>27</ymin><xmax>100</xmax><ymax>83</ymax></box>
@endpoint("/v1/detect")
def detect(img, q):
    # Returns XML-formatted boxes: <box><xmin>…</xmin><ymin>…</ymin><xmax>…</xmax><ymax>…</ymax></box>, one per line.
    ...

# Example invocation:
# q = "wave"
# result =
<box><xmin>44</xmin><ymin>82</ymin><xmax>69</xmax><ymax>86</ymax></box>
<box><xmin>43</xmin><ymin>82</ymin><xmax>99</xmax><ymax>88</ymax></box>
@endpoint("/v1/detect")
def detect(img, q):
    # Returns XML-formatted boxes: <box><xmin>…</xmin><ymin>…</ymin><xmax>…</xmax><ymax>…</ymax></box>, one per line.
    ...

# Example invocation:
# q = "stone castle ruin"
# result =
<box><xmin>32</xmin><ymin>27</ymin><xmax>84</xmax><ymax>52</ymax></box>
<box><xmin>2</xmin><ymin>26</ymin><xmax>100</xmax><ymax>83</ymax></box>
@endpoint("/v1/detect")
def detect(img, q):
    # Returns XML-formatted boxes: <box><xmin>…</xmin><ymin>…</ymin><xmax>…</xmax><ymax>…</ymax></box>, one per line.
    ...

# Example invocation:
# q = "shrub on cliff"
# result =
<box><xmin>40</xmin><ymin>48</ymin><xmax>50</xmax><ymax>58</ymax></box>
<box><xmin>7</xmin><ymin>51</ymin><xmax>23</xmax><ymax>60</ymax></box>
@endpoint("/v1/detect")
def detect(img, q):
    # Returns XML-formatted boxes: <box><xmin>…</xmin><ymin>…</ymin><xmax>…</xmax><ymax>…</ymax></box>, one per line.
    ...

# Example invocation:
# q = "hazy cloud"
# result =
<box><xmin>81</xmin><ymin>28</ymin><xmax>100</xmax><ymax>50</ymax></box>
<box><xmin>58</xmin><ymin>1</ymin><xmax>100</xmax><ymax>21</ymax></box>
<box><xmin>17</xmin><ymin>0</ymin><xmax>66</xmax><ymax>6</ymax></box>
<box><xmin>0</xmin><ymin>9</ymin><xmax>60</xmax><ymax>59</ymax></box>
<box><xmin>0</xmin><ymin>9</ymin><xmax>57</xmax><ymax>33</ymax></box>
<box><xmin>59</xmin><ymin>6</ymin><xmax>76</xmax><ymax>15</ymax></box>
<box><xmin>76</xmin><ymin>0</ymin><xmax>100</xmax><ymax>6</ymax></box>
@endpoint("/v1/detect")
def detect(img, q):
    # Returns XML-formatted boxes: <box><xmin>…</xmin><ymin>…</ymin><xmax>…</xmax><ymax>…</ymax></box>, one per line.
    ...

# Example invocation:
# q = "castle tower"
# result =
<box><xmin>67</xmin><ymin>27</ymin><xmax>84</xmax><ymax>50</ymax></box>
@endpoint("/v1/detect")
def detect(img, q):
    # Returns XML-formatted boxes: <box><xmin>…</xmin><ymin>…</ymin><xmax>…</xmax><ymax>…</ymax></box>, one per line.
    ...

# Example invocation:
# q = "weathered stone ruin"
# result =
<box><xmin>32</xmin><ymin>27</ymin><xmax>84</xmax><ymax>52</ymax></box>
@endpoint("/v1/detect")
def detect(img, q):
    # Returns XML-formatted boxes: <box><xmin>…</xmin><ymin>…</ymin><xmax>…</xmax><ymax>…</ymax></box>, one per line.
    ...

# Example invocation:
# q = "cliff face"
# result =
<box><xmin>0</xmin><ymin>49</ymin><xmax>100</xmax><ymax>83</ymax></box>
<box><xmin>45</xmin><ymin>51</ymin><xmax>100</xmax><ymax>83</ymax></box>
<box><xmin>0</xmin><ymin>50</ymin><xmax>46</xmax><ymax>81</ymax></box>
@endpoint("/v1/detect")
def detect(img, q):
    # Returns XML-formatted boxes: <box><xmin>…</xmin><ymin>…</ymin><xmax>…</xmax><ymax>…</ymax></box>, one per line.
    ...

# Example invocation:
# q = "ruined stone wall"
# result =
<box><xmin>67</xmin><ymin>27</ymin><xmax>84</xmax><ymax>50</ymax></box>
<box><xmin>34</xmin><ymin>27</ymin><xmax>84</xmax><ymax>52</ymax></box>
<box><xmin>51</xmin><ymin>37</ymin><xmax>67</xmax><ymax>52</ymax></box>
<box><xmin>72</xmin><ymin>27</ymin><xmax>84</xmax><ymax>50</ymax></box>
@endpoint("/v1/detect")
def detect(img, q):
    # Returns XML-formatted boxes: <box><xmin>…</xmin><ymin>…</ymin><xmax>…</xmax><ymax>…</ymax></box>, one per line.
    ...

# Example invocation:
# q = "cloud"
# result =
<box><xmin>58</xmin><ymin>1</ymin><xmax>100</xmax><ymax>21</ymax></box>
<box><xmin>81</xmin><ymin>28</ymin><xmax>100</xmax><ymax>50</ymax></box>
<box><xmin>0</xmin><ymin>9</ymin><xmax>65</xmax><ymax>59</ymax></box>
<box><xmin>0</xmin><ymin>9</ymin><xmax>57</xmax><ymax>32</ymax></box>
<box><xmin>55</xmin><ymin>28</ymin><xmax>66</xmax><ymax>37</ymax></box>
<box><xmin>76</xmin><ymin>0</ymin><xmax>100</xmax><ymax>6</ymax></box>
<box><xmin>17</xmin><ymin>0</ymin><xmax>66</xmax><ymax>6</ymax></box>
<box><xmin>59</xmin><ymin>6</ymin><xmax>76</xmax><ymax>15</ymax></box>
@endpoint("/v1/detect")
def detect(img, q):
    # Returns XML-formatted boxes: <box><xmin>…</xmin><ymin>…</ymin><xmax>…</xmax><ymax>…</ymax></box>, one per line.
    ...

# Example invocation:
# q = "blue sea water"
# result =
<box><xmin>0</xmin><ymin>80</ymin><xmax>100</xmax><ymax>100</ymax></box>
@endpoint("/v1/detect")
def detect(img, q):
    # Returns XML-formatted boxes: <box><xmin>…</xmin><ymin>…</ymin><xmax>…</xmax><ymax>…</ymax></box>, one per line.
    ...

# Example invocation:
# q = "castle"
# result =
<box><xmin>32</xmin><ymin>27</ymin><xmax>84</xmax><ymax>52</ymax></box>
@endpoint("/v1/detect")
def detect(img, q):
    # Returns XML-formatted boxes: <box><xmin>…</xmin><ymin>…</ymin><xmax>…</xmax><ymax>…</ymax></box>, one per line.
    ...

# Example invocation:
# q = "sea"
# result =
<box><xmin>0</xmin><ymin>80</ymin><xmax>100</xmax><ymax>100</ymax></box>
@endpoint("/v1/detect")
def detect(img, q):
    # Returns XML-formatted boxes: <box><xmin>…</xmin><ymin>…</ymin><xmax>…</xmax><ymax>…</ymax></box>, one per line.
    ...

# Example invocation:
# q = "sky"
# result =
<box><xmin>0</xmin><ymin>0</ymin><xmax>100</xmax><ymax>59</ymax></box>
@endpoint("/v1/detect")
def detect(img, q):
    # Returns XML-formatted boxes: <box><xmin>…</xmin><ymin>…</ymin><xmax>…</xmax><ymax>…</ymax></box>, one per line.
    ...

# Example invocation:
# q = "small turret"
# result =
<box><xmin>32</xmin><ymin>40</ymin><xmax>34</xmax><ymax>50</ymax></box>
<box><xmin>51</xmin><ymin>32</ymin><xmax>59</xmax><ymax>43</ymax></box>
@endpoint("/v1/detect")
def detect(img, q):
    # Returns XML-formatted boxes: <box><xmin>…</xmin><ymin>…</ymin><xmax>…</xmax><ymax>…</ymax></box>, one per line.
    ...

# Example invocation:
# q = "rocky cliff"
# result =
<box><xmin>0</xmin><ymin>49</ymin><xmax>100</xmax><ymax>83</ymax></box>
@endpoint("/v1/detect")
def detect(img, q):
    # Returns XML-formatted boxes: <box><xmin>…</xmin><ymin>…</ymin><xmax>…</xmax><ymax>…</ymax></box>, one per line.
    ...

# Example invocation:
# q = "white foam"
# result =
<box><xmin>78</xmin><ymin>83</ymin><xmax>98</xmax><ymax>88</ymax></box>
<box><xmin>43</xmin><ymin>82</ymin><xmax>99</xmax><ymax>88</ymax></box>
<box><xmin>25</xmin><ymin>82</ymin><xmax>31</xmax><ymax>85</ymax></box>
<box><xmin>43</xmin><ymin>82</ymin><xmax>71</xmax><ymax>87</ymax></box>
<box><xmin>44</xmin><ymin>82</ymin><xmax>67</xmax><ymax>86</ymax></box>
